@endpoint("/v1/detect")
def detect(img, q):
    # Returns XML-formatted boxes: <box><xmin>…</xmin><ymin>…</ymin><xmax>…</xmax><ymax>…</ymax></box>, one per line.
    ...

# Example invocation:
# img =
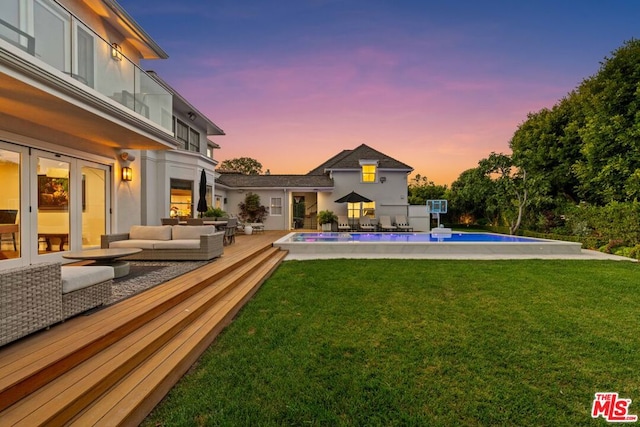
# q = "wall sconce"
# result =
<box><xmin>187</xmin><ymin>112</ymin><xmax>197</xmax><ymax>121</ymax></box>
<box><xmin>379</xmin><ymin>176</ymin><xmax>387</xmax><ymax>183</ymax></box>
<box><xmin>121</xmin><ymin>166</ymin><xmax>132</xmax><ymax>182</ymax></box>
<box><xmin>111</xmin><ymin>43</ymin><xmax>122</xmax><ymax>61</ymax></box>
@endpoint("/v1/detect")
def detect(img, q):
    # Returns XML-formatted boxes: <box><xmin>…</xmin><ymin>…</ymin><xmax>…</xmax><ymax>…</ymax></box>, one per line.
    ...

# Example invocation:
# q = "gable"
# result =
<box><xmin>307</xmin><ymin>144</ymin><xmax>413</xmax><ymax>175</ymax></box>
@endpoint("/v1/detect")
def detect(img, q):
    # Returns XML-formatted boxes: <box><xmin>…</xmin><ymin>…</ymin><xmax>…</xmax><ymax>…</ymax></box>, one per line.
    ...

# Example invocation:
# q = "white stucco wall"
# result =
<box><xmin>140</xmin><ymin>150</ymin><xmax>216</xmax><ymax>227</ymax></box>
<box><xmin>321</xmin><ymin>169</ymin><xmax>410</xmax><ymax>218</ymax></box>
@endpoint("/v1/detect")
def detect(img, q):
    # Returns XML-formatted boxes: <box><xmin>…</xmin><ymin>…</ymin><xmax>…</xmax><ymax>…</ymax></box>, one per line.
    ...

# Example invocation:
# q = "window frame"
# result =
<box><xmin>270</xmin><ymin>197</ymin><xmax>283</xmax><ymax>216</ymax></box>
<box><xmin>359</xmin><ymin>160</ymin><xmax>378</xmax><ymax>183</ymax></box>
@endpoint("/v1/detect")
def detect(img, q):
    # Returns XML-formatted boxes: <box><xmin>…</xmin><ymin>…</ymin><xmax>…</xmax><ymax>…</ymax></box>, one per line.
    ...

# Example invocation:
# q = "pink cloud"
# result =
<box><xmin>167</xmin><ymin>42</ymin><xmax>572</xmax><ymax>185</ymax></box>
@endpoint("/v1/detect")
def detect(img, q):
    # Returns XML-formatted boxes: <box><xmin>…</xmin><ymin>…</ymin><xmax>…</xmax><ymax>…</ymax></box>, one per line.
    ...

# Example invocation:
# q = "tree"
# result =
<box><xmin>572</xmin><ymin>39</ymin><xmax>640</xmax><ymax>204</ymax></box>
<box><xmin>408</xmin><ymin>174</ymin><xmax>448</xmax><ymax>205</ymax></box>
<box><xmin>509</xmin><ymin>98</ymin><xmax>583</xmax><ymax>204</ymax></box>
<box><xmin>478</xmin><ymin>153</ymin><xmax>531</xmax><ymax>234</ymax></box>
<box><xmin>449</xmin><ymin>167</ymin><xmax>494</xmax><ymax>224</ymax></box>
<box><xmin>450</xmin><ymin>153</ymin><xmax>535</xmax><ymax>234</ymax></box>
<box><xmin>219</xmin><ymin>157</ymin><xmax>263</xmax><ymax>175</ymax></box>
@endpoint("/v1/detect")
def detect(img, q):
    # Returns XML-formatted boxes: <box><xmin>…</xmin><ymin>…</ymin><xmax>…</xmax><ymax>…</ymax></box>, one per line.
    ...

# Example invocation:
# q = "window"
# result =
<box><xmin>169</xmin><ymin>179</ymin><xmax>193</xmax><ymax>218</ymax></box>
<box><xmin>176</xmin><ymin>120</ymin><xmax>189</xmax><ymax>150</ymax></box>
<box><xmin>174</xmin><ymin>118</ymin><xmax>201</xmax><ymax>152</ymax></box>
<box><xmin>270</xmin><ymin>197</ymin><xmax>282</xmax><ymax>215</ymax></box>
<box><xmin>206</xmin><ymin>144</ymin><xmax>214</xmax><ymax>159</ymax></box>
<box><xmin>362</xmin><ymin>202</ymin><xmax>376</xmax><ymax>217</ymax></box>
<box><xmin>189</xmin><ymin>128</ymin><xmax>200</xmax><ymax>152</ymax></box>
<box><xmin>34</xmin><ymin>0</ymin><xmax>70</xmax><ymax>73</ymax></box>
<box><xmin>360</xmin><ymin>161</ymin><xmax>378</xmax><ymax>183</ymax></box>
<box><xmin>75</xmin><ymin>25</ymin><xmax>94</xmax><ymax>87</ymax></box>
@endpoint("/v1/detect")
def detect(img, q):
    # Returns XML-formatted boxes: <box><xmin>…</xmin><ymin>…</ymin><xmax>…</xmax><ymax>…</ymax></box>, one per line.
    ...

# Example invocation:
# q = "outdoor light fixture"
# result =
<box><xmin>187</xmin><ymin>112</ymin><xmax>196</xmax><ymax>121</ymax></box>
<box><xmin>111</xmin><ymin>43</ymin><xmax>122</xmax><ymax>61</ymax></box>
<box><xmin>379</xmin><ymin>176</ymin><xmax>387</xmax><ymax>183</ymax></box>
<box><xmin>121</xmin><ymin>166</ymin><xmax>132</xmax><ymax>181</ymax></box>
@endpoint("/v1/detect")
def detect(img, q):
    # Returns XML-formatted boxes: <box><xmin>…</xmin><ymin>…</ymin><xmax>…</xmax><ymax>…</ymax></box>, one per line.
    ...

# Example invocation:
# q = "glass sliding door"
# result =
<box><xmin>34</xmin><ymin>0</ymin><xmax>71</xmax><ymax>73</ymax></box>
<box><xmin>80</xmin><ymin>164</ymin><xmax>107</xmax><ymax>248</ymax></box>
<box><xmin>0</xmin><ymin>146</ymin><xmax>21</xmax><ymax>262</ymax></box>
<box><xmin>74</xmin><ymin>24</ymin><xmax>95</xmax><ymax>87</ymax></box>
<box><xmin>36</xmin><ymin>155</ymin><xmax>70</xmax><ymax>255</ymax></box>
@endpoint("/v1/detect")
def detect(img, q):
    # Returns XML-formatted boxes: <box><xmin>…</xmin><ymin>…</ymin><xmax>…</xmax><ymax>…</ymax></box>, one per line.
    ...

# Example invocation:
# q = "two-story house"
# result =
<box><xmin>0</xmin><ymin>0</ymin><xmax>223</xmax><ymax>269</ymax></box>
<box><xmin>215</xmin><ymin>144</ymin><xmax>414</xmax><ymax>230</ymax></box>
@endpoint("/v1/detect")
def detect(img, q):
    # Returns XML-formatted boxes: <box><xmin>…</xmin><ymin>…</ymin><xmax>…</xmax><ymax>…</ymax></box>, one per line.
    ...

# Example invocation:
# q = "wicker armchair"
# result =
<box><xmin>1</xmin><ymin>263</ymin><xmax>63</xmax><ymax>346</ymax></box>
<box><xmin>1</xmin><ymin>262</ymin><xmax>113</xmax><ymax>346</ymax></box>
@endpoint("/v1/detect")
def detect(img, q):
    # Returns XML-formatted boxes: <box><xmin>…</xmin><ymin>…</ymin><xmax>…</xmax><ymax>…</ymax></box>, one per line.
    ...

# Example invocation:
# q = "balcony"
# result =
<box><xmin>0</xmin><ymin>0</ymin><xmax>172</xmax><ymax>133</ymax></box>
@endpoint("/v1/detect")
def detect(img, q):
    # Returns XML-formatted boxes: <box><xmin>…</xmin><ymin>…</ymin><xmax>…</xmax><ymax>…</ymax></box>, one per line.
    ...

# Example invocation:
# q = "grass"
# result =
<box><xmin>143</xmin><ymin>259</ymin><xmax>640</xmax><ymax>426</ymax></box>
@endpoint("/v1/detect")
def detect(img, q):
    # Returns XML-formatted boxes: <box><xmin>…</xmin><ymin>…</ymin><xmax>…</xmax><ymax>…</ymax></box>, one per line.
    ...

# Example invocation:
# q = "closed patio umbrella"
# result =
<box><xmin>196</xmin><ymin>169</ymin><xmax>208</xmax><ymax>218</ymax></box>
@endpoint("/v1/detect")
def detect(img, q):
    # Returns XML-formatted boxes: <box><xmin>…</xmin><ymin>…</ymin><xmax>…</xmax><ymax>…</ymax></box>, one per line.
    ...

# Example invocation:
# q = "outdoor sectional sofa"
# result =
<box><xmin>1</xmin><ymin>262</ymin><xmax>113</xmax><ymax>346</ymax></box>
<box><xmin>100</xmin><ymin>225</ymin><xmax>224</xmax><ymax>261</ymax></box>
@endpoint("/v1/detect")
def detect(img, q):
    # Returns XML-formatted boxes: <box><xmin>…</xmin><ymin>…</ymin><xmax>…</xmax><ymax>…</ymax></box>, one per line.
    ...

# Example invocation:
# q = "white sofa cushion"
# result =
<box><xmin>129</xmin><ymin>225</ymin><xmax>172</xmax><ymax>241</ymax></box>
<box><xmin>172</xmin><ymin>225</ymin><xmax>215</xmax><ymax>240</ymax></box>
<box><xmin>109</xmin><ymin>239</ymin><xmax>158</xmax><ymax>249</ymax></box>
<box><xmin>61</xmin><ymin>266</ymin><xmax>114</xmax><ymax>294</ymax></box>
<box><xmin>153</xmin><ymin>239</ymin><xmax>201</xmax><ymax>249</ymax></box>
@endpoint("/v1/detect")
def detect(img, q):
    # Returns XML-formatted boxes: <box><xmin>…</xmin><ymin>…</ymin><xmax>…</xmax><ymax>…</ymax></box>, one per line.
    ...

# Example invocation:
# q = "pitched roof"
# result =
<box><xmin>216</xmin><ymin>173</ymin><xmax>333</xmax><ymax>189</ymax></box>
<box><xmin>307</xmin><ymin>144</ymin><xmax>413</xmax><ymax>175</ymax></box>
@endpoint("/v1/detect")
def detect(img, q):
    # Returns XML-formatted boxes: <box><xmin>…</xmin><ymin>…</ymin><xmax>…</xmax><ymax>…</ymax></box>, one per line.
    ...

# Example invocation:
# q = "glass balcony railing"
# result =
<box><xmin>0</xmin><ymin>0</ymin><xmax>172</xmax><ymax>133</ymax></box>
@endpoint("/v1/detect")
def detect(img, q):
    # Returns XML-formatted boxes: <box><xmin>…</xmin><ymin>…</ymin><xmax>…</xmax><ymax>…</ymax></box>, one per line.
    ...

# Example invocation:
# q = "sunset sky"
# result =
<box><xmin>118</xmin><ymin>0</ymin><xmax>640</xmax><ymax>185</ymax></box>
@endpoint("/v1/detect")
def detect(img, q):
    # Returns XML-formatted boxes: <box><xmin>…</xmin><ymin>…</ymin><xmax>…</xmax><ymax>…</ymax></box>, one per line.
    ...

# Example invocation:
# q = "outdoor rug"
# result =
<box><xmin>109</xmin><ymin>261</ymin><xmax>208</xmax><ymax>304</ymax></box>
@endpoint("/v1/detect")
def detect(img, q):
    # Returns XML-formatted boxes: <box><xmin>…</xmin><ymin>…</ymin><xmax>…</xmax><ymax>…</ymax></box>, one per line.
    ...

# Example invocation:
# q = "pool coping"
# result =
<box><xmin>273</xmin><ymin>232</ymin><xmax>634</xmax><ymax>261</ymax></box>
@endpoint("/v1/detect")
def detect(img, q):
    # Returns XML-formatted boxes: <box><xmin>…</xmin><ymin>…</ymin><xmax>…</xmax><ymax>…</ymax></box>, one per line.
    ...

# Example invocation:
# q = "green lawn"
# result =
<box><xmin>144</xmin><ymin>259</ymin><xmax>639</xmax><ymax>426</ymax></box>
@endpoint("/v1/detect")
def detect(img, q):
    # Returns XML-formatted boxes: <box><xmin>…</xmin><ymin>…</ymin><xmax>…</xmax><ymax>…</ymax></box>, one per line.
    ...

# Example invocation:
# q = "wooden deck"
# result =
<box><xmin>0</xmin><ymin>231</ymin><xmax>289</xmax><ymax>426</ymax></box>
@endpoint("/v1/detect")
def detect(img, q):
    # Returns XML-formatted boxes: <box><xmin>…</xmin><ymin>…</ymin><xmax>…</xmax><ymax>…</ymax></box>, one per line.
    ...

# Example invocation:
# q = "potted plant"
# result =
<box><xmin>203</xmin><ymin>207</ymin><xmax>226</xmax><ymax>219</ymax></box>
<box><xmin>317</xmin><ymin>210</ymin><xmax>337</xmax><ymax>232</ymax></box>
<box><xmin>238</xmin><ymin>193</ymin><xmax>268</xmax><ymax>234</ymax></box>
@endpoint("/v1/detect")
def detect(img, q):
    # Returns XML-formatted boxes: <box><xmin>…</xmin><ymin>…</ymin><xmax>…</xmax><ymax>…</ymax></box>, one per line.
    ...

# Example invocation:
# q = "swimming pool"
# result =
<box><xmin>273</xmin><ymin>231</ymin><xmax>583</xmax><ymax>258</ymax></box>
<box><xmin>282</xmin><ymin>232</ymin><xmax>544</xmax><ymax>243</ymax></box>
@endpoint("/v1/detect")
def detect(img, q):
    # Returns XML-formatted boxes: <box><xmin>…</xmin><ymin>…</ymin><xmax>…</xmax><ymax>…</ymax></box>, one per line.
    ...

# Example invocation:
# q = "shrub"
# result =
<box><xmin>204</xmin><ymin>207</ymin><xmax>226</xmax><ymax>218</ymax></box>
<box><xmin>238</xmin><ymin>193</ymin><xmax>268</xmax><ymax>223</ymax></box>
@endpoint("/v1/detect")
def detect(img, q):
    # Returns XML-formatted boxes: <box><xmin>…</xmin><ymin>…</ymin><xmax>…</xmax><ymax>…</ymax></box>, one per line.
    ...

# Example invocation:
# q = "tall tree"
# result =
<box><xmin>509</xmin><ymin>96</ymin><xmax>583</xmax><ymax>204</ymax></box>
<box><xmin>449</xmin><ymin>167</ymin><xmax>495</xmax><ymax>223</ymax></box>
<box><xmin>408</xmin><ymin>174</ymin><xmax>448</xmax><ymax>205</ymax></box>
<box><xmin>478</xmin><ymin>153</ymin><xmax>531</xmax><ymax>234</ymax></box>
<box><xmin>219</xmin><ymin>157</ymin><xmax>263</xmax><ymax>175</ymax></box>
<box><xmin>572</xmin><ymin>39</ymin><xmax>640</xmax><ymax>203</ymax></box>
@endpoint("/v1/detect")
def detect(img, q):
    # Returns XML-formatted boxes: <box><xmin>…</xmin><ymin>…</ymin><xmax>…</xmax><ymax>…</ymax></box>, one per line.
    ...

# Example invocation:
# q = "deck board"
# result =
<box><xmin>0</xmin><ymin>231</ymin><xmax>289</xmax><ymax>421</ymax></box>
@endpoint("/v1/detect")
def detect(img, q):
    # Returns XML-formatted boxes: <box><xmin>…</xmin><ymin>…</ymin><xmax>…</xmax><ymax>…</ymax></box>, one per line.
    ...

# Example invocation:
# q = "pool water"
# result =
<box><xmin>286</xmin><ymin>232</ymin><xmax>542</xmax><ymax>243</ymax></box>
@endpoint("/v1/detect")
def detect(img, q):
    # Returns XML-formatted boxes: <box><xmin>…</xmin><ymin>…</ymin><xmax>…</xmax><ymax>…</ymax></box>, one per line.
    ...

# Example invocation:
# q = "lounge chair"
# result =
<box><xmin>358</xmin><ymin>217</ymin><xmax>376</xmax><ymax>232</ymax></box>
<box><xmin>394</xmin><ymin>215</ymin><xmax>413</xmax><ymax>232</ymax></box>
<box><xmin>379</xmin><ymin>215</ymin><xmax>397</xmax><ymax>231</ymax></box>
<box><xmin>337</xmin><ymin>216</ymin><xmax>351</xmax><ymax>231</ymax></box>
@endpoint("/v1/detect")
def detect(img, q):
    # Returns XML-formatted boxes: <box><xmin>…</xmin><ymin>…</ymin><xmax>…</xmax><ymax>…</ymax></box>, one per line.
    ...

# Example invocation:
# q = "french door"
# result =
<box><xmin>0</xmin><ymin>143</ymin><xmax>110</xmax><ymax>267</ymax></box>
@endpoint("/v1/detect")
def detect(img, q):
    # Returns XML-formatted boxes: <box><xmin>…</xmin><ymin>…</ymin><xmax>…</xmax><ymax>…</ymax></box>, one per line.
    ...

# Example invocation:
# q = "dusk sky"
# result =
<box><xmin>118</xmin><ymin>0</ymin><xmax>640</xmax><ymax>185</ymax></box>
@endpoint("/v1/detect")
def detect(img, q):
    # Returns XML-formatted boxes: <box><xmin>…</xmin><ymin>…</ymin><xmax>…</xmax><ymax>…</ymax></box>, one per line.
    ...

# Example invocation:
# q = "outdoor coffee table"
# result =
<box><xmin>63</xmin><ymin>248</ymin><xmax>142</xmax><ymax>278</ymax></box>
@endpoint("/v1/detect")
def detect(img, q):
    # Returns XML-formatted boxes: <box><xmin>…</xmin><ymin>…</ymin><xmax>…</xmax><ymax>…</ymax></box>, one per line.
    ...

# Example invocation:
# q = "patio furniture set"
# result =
<box><xmin>1</xmin><ymin>223</ymin><xmax>227</xmax><ymax>346</ymax></box>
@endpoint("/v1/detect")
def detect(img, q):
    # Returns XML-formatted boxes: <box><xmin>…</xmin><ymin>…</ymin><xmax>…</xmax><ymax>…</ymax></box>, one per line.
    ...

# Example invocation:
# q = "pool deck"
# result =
<box><xmin>275</xmin><ymin>232</ymin><xmax>635</xmax><ymax>261</ymax></box>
